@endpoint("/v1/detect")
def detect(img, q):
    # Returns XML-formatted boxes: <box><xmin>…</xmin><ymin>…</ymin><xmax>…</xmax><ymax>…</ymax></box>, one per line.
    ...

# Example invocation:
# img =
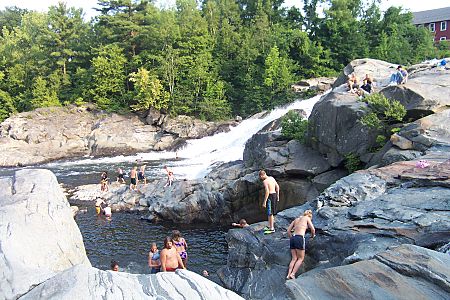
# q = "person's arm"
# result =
<box><xmin>307</xmin><ymin>218</ymin><xmax>316</xmax><ymax>239</ymax></box>
<box><xmin>177</xmin><ymin>252</ymin><xmax>185</xmax><ymax>269</ymax></box>
<box><xmin>275</xmin><ymin>181</ymin><xmax>280</xmax><ymax>201</ymax></box>
<box><xmin>263</xmin><ymin>182</ymin><xmax>269</xmax><ymax>208</ymax></box>
<box><xmin>160</xmin><ymin>251</ymin><xmax>167</xmax><ymax>271</ymax></box>
<box><xmin>148</xmin><ymin>252</ymin><xmax>154</xmax><ymax>268</ymax></box>
<box><xmin>287</xmin><ymin>220</ymin><xmax>294</xmax><ymax>238</ymax></box>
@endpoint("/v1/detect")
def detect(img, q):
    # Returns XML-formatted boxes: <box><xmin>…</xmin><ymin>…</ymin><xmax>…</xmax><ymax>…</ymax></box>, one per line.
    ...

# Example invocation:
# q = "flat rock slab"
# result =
<box><xmin>286</xmin><ymin>244</ymin><xmax>450</xmax><ymax>300</ymax></box>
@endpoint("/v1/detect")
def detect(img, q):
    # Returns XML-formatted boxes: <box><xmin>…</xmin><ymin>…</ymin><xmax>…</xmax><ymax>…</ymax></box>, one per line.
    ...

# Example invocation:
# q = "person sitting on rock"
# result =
<box><xmin>160</xmin><ymin>236</ymin><xmax>185</xmax><ymax>272</ymax></box>
<box><xmin>347</xmin><ymin>72</ymin><xmax>359</xmax><ymax>92</ymax></box>
<box><xmin>360</xmin><ymin>79</ymin><xmax>373</xmax><ymax>94</ymax></box>
<box><xmin>100</xmin><ymin>171</ymin><xmax>109</xmax><ymax>192</ymax></box>
<box><xmin>286</xmin><ymin>209</ymin><xmax>315</xmax><ymax>280</ymax></box>
<box><xmin>232</xmin><ymin>219</ymin><xmax>249</xmax><ymax>228</ymax></box>
<box><xmin>116</xmin><ymin>168</ymin><xmax>125</xmax><ymax>183</ymax></box>
<box><xmin>389</xmin><ymin>65</ymin><xmax>408</xmax><ymax>85</ymax></box>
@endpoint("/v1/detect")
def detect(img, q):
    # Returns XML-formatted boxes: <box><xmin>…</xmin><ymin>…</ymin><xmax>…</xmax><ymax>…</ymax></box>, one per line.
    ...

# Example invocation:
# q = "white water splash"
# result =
<box><xmin>45</xmin><ymin>93</ymin><xmax>326</xmax><ymax>179</ymax></box>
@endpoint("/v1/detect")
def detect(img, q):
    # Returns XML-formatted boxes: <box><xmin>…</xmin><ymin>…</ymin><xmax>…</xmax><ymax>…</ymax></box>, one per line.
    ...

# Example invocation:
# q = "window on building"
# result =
<box><xmin>441</xmin><ymin>21</ymin><xmax>447</xmax><ymax>31</ymax></box>
<box><xmin>430</xmin><ymin>23</ymin><xmax>435</xmax><ymax>32</ymax></box>
<box><xmin>440</xmin><ymin>37</ymin><xmax>447</xmax><ymax>41</ymax></box>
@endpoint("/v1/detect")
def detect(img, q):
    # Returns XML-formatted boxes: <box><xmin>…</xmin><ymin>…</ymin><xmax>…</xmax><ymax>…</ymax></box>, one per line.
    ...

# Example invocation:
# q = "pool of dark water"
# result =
<box><xmin>74</xmin><ymin>205</ymin><xmax>228</xmax><ymax>283</ymax></box>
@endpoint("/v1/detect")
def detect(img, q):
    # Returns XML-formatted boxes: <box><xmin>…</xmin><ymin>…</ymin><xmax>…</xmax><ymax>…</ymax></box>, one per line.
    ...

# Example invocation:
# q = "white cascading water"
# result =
<box><xmin>45</xmin><ymin>92</ymin><xmax>326</xmax><ymax>179</ymax></box>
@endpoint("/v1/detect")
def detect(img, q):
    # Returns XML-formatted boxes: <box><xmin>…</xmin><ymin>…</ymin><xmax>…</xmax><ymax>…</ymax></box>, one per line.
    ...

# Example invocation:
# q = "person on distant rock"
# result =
<box><xmin>389</xmin><ymin>65</ymin><xmax>408</xmax><ymax>85</ymax></box>
<box><xmin>110</xmin><ymin>260</ymin><xmax>119</xmax><ymax>272</ymax></box>
<box><xmin>100</xmin><ymin>171</ymin><xmax>109</xmax><ymax>192</ymax></box>
<box><xmin>95</xmin><ymin>197</ymin><xmax>106</xmax><ymax>215</ymax></box>
<box><xmin>148</xmin><ymin>242</ymin><xmax>161</xmax><ymax>274</ymax></box>
<box><xmin>286</xmin><ymin>209</ymin><xmax>316</xmax><ymax>280</ymax></box>
<box><xmin>160</xmin><ymin>236</ymin><xmax>185</xmax><ymax>272</ymax></box>
<box><xmin>259</xmin><ymin>170</ymin><xmax>280</xmax><ymax>234</ymax></box>
<box><xmin>116</xmin><ymin>168</ymin><xmax>126</xmax><ymax>183</ymax></box>
<box><xmin>347</xmin><ymin>72</ymin><xmax>359</xmax><ymax>92</ymax></box>
<box><xmin>129</xmin><ymin>166</ymin><xmax>138</xmax><ymax>191</ymax></box>
<box><xmin>172</xmin><ymin>230</ymin><xmax>188</xmax><ymax>268</ymax></box>
<box><xmin>360</xmin><ymin>79</ymin><xmax>373</xmax><ymax>94</ymax></box>
<box><xmin>232</xmin><ymin>219</ymin><xmax>249</xmax><ymax>228</ymax></box>
<box><xmin>164</xmin><ymin>166</ymin><xmax>175</xmax><ymax>187</ymax></box>
<box><xmin>202</xmin><ymin>270</ymin><xmax>209</xmax><ymax>277</ymax></box>
<box><xmin>138</xmin><ymin>165</ymin><xmax>147</xmax><ymax>185</ymax></box>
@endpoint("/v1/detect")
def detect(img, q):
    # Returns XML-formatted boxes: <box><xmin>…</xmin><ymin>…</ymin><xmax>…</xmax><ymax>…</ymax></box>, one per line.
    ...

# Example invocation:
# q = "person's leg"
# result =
<box><xmin>289</xmin><ymin>249</ymin><xmax>305</xmax><ymax>279</ymax></box>
<box><xmin>269</xmin><ymin>215</ymin><xmax>274</xmax><ymax>230</ymax></box>
<box><xmin>287</xmin><ymin>249</ymin><xmax>297</xmax><ymax>279</ymax></box>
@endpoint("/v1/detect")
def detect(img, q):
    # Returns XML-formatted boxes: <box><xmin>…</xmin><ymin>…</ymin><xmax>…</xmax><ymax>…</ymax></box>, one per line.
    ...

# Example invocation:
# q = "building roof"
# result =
<box><xmin>412</xmin><ymin>6</ymin><xmax>450</xmax><ymax>24</ymax></box>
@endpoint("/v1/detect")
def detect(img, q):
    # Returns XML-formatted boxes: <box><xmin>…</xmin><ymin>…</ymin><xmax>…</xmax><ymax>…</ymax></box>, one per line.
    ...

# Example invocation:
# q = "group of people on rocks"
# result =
<box><xmin>346</xmin><ymin>65</ymin><xmax>409</xmax><ymax>98</ymax></box>
<box><xmin>99</xmin><ymin>164</ymin><xmax>176</xmax><ymax>192</ymax></box>
<box><xmin>347</xmin><ymin>73</ymin><xmax>374</xmax><ymax>96</ymax></box>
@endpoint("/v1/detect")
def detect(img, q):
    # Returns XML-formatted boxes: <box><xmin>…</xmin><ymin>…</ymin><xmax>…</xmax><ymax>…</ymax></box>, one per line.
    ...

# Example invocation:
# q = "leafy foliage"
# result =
<box><xmin>344</xmin><ymin>152</ymin><xmax>362</xmax><ymax>173</ymax></box>
<box><xmin>281</xmin><ymin>110</ymin><xmax>308</xmax><ymax>143</ymax></box>
<box><xmin>0</xmin><ymin>0</ymin><xmax>444</xmax><ymax>122</ymax></box>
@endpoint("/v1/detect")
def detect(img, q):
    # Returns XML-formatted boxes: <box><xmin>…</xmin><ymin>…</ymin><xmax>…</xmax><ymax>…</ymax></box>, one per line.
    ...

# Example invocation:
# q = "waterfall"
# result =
<box><xmin>43</xmin><ymin>93</ymin><xmax>325</xmax><ymax>179</ymax></box>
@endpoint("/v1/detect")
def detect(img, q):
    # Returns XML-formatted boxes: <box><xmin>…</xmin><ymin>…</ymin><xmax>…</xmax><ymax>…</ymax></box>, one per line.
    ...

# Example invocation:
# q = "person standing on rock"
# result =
<box><xmin>129</xmin><ymin>166</ymin><xmax>137</xmax><ymax>191</ymax></box>
<box><xmin>138</xmin><ymin>165</ymin><xmax>147</xmax><ymax>186</ymax></box>
<box><xmin>259</xmin><ymin>170</ymin><xmax>280</xmax><ymax>234</ymax></box>
<box><xmin>160</xmin><ymin>236</ymin><xmax>185</xmax><ymax>272</ymax></box>
<box><xmin>286</xmin><ymin>209</ymin><xmax>316</xmax><ymax>280</ymax></box>
<box><xmin>164</xmin><ymin>166</ymin><xmax>175</xmax><ymax>187</ymax></box>
<box><xmin>100</xmin><ymin>171</ymin><xmax>109</xmax><ymax>192</ymax></box>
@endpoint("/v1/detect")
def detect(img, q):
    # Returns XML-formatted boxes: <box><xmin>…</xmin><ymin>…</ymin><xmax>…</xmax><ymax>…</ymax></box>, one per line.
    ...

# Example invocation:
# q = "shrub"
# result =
<box><xmin>344</xmin><ymin>153</ymin><xmax>362</xmax><ymax>173</ymax></box>
<box><xmin>281</xmin><ymin>110</ymin><xmax>308</xmax><ymax>143</ymax></box>
<box><xmin>362</xmin><ymin>93</ymin><xmax>406</xmax><ymax>126</ymax></box>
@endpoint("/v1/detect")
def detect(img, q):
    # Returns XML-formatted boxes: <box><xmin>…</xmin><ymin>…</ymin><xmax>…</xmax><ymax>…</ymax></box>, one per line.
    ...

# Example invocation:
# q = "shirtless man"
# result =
<box><xmin>129</xmin><ymin>166</ymin><xmax>137</xmax><ymax>191</ymax></box>
<box><xmin>95</xmin><ymin>198</ymin><xmax>106</xmax><ymax>215</ymax></box>
<box><xmin>160</xmin><ymin>236</ymin><xmax>185</xmax><ymax>272</ymax></box>
<box><xmin>286</xmin><ymin>209</ymin><xmax>316</xmax><ymax>279</ymax></box>
<box><xmin>259</xmin><ymin>170</ymin><xmax>280</xmax><ymax>234</ymax></box>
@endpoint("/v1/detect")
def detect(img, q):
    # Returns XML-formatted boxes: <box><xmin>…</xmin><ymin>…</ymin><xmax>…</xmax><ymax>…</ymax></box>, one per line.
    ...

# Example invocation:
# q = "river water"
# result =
<box><xmin>0</xmin><ymin>93</ymin><xmax>323</xmax><ymax>281</ymax></box>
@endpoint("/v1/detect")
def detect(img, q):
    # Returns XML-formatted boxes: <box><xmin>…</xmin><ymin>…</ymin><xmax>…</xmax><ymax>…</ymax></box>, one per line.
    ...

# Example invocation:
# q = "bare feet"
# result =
<box><xmin>288</xmin><ymin>273</ymin><xmax>296</xmax><ymax>280</ymax></box>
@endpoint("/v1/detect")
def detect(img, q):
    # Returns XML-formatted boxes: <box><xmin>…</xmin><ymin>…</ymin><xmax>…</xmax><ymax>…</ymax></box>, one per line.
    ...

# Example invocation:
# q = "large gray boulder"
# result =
<box><xmin>308</xmin><ymin>59</ymin><xmax>450</xmax><ymax>168</ymax></box>
<box><xmin>21</xmin><ymin>265</ymin><xmax>243</xmax><ymax>300</ymax></box>
<box><xmin>286</xmin><ymin>244</ymin><xmax>450</xmax><ymax>300</ymax></box>
<box><xmin>219</xmin><ymin>157</ymin><xmax>450</xmax><ymax>299</ymax></box>
<box><xmin>0</xmin><ymin>169</ymin><xmax>90</xmax><ymax>300</ymax></box>
<box><xmin>163</xmin><ymin>115</ymin><xmax>236</xmax><ymax>139</ymax></box>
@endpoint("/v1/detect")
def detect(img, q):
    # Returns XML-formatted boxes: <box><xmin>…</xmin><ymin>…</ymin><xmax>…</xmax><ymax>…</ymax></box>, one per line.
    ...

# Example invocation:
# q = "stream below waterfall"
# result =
<box><xmin>0</xmin><ymin>93</ymin><xmax>323</xmax><ymax>281</ymax></box>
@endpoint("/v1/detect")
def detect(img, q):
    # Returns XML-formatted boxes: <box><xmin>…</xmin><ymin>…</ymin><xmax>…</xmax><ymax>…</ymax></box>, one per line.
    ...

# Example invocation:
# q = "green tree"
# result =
<box><xmin>129</xmin><ymin>67</ymin><xmax>169</xmax><ymax>111</ymax></box>
<box><xmin>198</xmin><ymin>79</ymin><xmax>231</xmax><ymax>120</ymax></box>
<box><xmin>90</xmin><ymin>44</ymin><xmax>127</xmax><ymax>110</ymax></box>
<box><xmin>30</xmin><ymin>76</ymin><xmax>60</xmax><ymax>108</ymax></box>
<box><xmin>263</xmin><ymin>45</ymin><xmax>294</xmax><ymax>108</ymax></box>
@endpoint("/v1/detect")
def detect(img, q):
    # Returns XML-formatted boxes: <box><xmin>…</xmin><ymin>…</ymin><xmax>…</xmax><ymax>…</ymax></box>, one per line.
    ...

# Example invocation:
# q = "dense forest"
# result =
<box><xmin>0</xmin><ymin>0</ymin><xmax>449</xmax><ymax>122</ymax></box>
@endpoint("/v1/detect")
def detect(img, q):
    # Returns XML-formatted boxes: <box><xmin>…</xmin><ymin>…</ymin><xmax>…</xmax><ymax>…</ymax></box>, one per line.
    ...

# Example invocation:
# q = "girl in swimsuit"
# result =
<box><xmin>148</xmin><ymin>242</ymin><xmax>161</xmax><ymax>274</ymax></box>
<box><xmin>172</xmin><ymin>230</ymin><xmax>188</xmax><ymax>268</ymax></box>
